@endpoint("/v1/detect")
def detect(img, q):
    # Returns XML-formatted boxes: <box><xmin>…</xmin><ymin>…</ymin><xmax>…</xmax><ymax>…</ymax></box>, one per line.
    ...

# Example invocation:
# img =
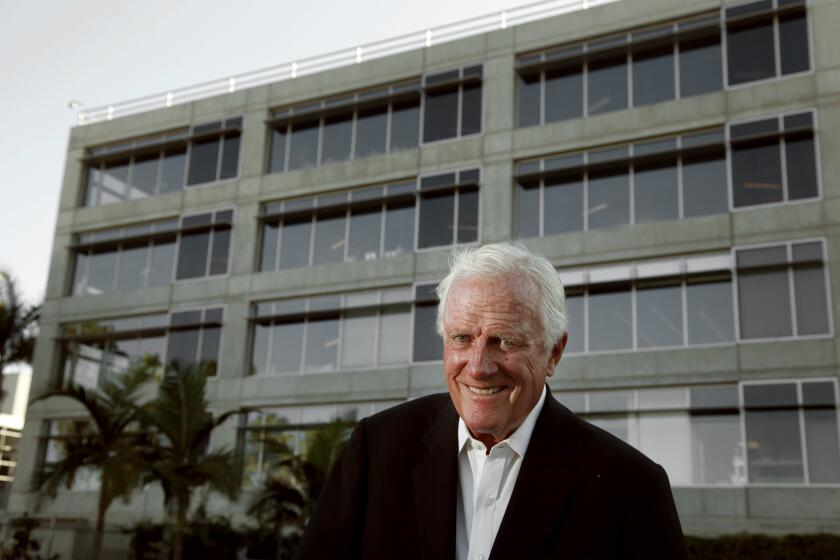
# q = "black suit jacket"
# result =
<box><xmin>296</xmin><ymin>390</ymin><xmax>687</xmax><ymax>559</ymax></box>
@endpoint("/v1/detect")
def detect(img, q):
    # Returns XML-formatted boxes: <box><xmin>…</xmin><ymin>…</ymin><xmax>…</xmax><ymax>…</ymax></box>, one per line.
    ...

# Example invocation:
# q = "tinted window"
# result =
<box><xmin>148</xmin><ymin>240</ymin><xmax>175</xmax><ymax>286</ymax></box>
<box><xmin>686</xmin><ymin>279</ymin><xmax>734</xmax><ymax>344</ymax></box>
<box><xmin>793</xmin><ymin>246</ymin><xmax>829</xmax><ymax>336</ymax></box>
<box><xmin>160</xmin><ymin>149</ymin><xmax>186</xmax><ymax>193</ymax></box>
<box><xmin>413</xmin><ymin>303</ymin><xmax>442</xmax><ymax>361</ymax></box>
<box><xmin>632</xmin><ymin>45</ymin><xmax>674</xmax><ymax>106</ymax></box>
<box><xmin>634</xmin><ymin>160</ymin><xmax>678</xmax><ymax>223</ymax></box>
<box><xmin>727</xmin><ymin>18</ymin><xmax>775</xmax><ymax>85</ymax></box>
<box><xmin>288</xmin><ymin>120</ymin><xmax>320</xmax><ymax>170</ymax></box>
<box><xmin>260</xmin><ymin>222</ymin><xmax>279</xmax><ymax>272</ymax></box>
<box><xmin>321</xmin><ymin>113</ymin><xmax>353</xmax><ymax>164</ymax></box>
<box><xmin>457</xmin><ymin>188</ymin><xmax>479</xmax><ymax>244</ymax></box>
<box><xmin>304</xmin><ymin>317</ymin><xmax>339</xmax><ymax>372</ymax></box>
<box><xmin>390</xmin><ymin>100</ymin><xmax>420</xmax><ymax>151</ymax></box>
<box><xmin>208</xmin><ymin>229</ymin><xmax>231</xmax><ymax>275</ymax></box>
<box><xmin>745</xmin><ymin>409</ymin><xmax>803</xmax><ymax>482</ymax></box>
<box><xmin>461</xmin><ymin>83</ymin><xmax>482</xmax><ymax>135</ymax></box>
<box><xmin>779</xmin><ymin>12</ymin><xmax>810</xmax><ymax>75</ymax></box>
<box><xmin>199</xmin><ymin>326</ymin><xmax>221</xmax><ymax>375</ymax></box>
<box><xmin>272</xmin><ymin>321</ymin><xmax>304</xmax><ymax>373</ymax></box>
<box><xmin>564</xmin><ymin>295</ymin><xmax>584</xmax><ymax>354</ymax></box>
<box><xmin>167</xmin><ymin>328</ymin><xmax>200</xmax><ymax>368</ymax></box>
<box><xmin>418</xmin><ymin>191</ymin><xmax>455</xmax><ymax>248</ymax></box>
<box><xmin>116</xmin><ymin>243</ymin><xmax>148</xmax><ymax>291</ymax></box>
<box><xmin>588</xmin><ymin>55</ymin><xmax>628</xmax><ymax>115</ymax></box>
<box><xmin>587</xmin><ymin>167</ymin><xmax>629</xmax><ymax>229</ymax></box>
<box><xmin>341</xmin><ymin>310</ymin><xmax>377</xmax><ymax>368</ymax></box>
<box><xmin>219</xmin><ymin>134</ymin><xmax>240</xmax><ymax>179</ymax></box>
<box><xmin>679</xmin><ymin>35</ymin><xmax>722</xmax><ymax>97</ymax></box>
<box><xmin>312</xmin><ymin>212</ymin><xmax>346</xmax><ymax>265</ymax></box>
<box><xmin>379</xmin><ymin>305</ymin><xmax>411</xmax><ymax>365</ymax></box>
<box><xmin>100</xmin><ymin>160</ymin><xmax>130</xmax><ymax>204</ymax></box>
<box><xmin>637</xmin><ymin>284</ymin><xmax>683</xmax><ymax>348</ymax></box>
<box><xmin>423</xmin><ymin>87</ymin><xmax>459</xmax><ymax>142</ymax></box>
<box><xmin>251</xmin><ymin>323</ymin><xmax>271</xmax><ymax>375</ymax></box>
<box><xmin>187</xmin><ymin>137</ymin><xmax>220</xmax><ymax>185</ymax></box>
<box><xmin>785</xmin><ymin>133</ymin><xmax>818</xmax><ymax>200</ymax></box>
<box><xmin>588</xmin><ymin>285</ymin><xmax>633</xmax><ymax>351</ymax></box>
<box><xmin>544</xmin><ymin>173</ymin><xmax>583</xmax><ymax>234</ymax></box>
<box><xmin>355</xmin><ymin>107</ymin><xmax>388</xmax><ymax>157</ymax></box>
<box><xmin>516</xmin><ymin>180</ymin><xmax>540</xmax><ymax>238</ymax></box>
<box><xmin>131</xmin><ymin>154</ymin><xmax>160</xmax><ymax>198</ymax></box>
<box><xmin>383</xmin><ymin>201</ymin><xmax>415</xmax><ymax>257</ymax></box>
<box><xmin>279</xmin><ymin>218</ymin><xmax>312</xmax><ymax>270</ymax></box>
<box><xmin>731</xmin><ymin>139</ymin><xmax>783</xmax><ymax>207</ymax></box>
<box><xmin>682</xmin><ymin>152</ymin><xmax>728</xmax><ymax>218</ymax></box>
<box><xmin>805</xmin><ymin>409</ymin><xmax>840</xmax><ymax>483</ymax></box>
<box><xmin>738</xmin><ymin>247</ymin><xmax>792</xmax><ymax>338</ymax></box>
<box><xmin>517</xmin><ymin>73</ymin><xmax>541</xmax><ymax>127</ymax></box>
<box><xmin>87</xmin><ymin>250</ymin><xmax>116</xmax><ymax>294</ymax></box>
<box><xmin>72</xmin><ymin>253</ymin><xmax>89</xmax><ymax>295</ymax></box>
<box><xmin>546</xmin><ymin>65</ymin><xmax>583</xmax><ymax>122</ymax></box>
<box><xmin>347</xmin><ymin>206</ymin><xmax>382</xmax><ymax>262</ymax></box>
<box><xmin>175</xmin><ymin>231</ymin><xmax>210</xmax><ymax>280</ymax></box>
<box><xmin>269</xmin><ymin>128</ymin><xmax>287</xmax><ymax>173</ymax></box>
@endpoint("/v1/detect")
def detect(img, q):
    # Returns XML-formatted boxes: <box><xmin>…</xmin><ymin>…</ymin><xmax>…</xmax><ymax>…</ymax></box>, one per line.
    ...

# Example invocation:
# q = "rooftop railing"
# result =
<box><xmin>75</xmin><ymin>0</ymin><xmax>619</xmax><ymax>126</ymax></box>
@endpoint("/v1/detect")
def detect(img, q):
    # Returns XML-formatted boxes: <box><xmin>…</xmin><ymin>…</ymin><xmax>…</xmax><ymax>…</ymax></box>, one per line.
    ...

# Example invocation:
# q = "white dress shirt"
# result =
<box><xmin>455</xmin><ymin>386</ymin><xmax>547</xmax><ymax>560</ymax></box>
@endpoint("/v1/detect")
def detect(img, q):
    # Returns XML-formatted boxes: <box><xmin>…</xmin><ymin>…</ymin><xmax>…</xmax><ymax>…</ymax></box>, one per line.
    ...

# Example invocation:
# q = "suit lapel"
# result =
<box><xmin>489</xmin><ymin>391</ymin><xmax>584</xmax><ymax>559</ymax></box>
<box><xmin>413</xmin><ymin>400</ymin><xmax>459</xmax><ymax>560</ymax></box>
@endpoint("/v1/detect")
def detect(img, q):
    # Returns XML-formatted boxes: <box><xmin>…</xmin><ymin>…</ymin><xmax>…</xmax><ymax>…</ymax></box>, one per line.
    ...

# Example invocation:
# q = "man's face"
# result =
<box><xmin>443</xmin><ymin>275</ymin><xmax>565</xmax><ymax>448</ymax></box>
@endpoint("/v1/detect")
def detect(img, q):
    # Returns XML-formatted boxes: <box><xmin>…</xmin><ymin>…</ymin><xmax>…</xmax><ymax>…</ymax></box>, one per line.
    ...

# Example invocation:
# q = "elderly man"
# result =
<box><xmin>296</xmin><ymin>243</ymin><xmax>686</xmax><ymax>559</ymax></box>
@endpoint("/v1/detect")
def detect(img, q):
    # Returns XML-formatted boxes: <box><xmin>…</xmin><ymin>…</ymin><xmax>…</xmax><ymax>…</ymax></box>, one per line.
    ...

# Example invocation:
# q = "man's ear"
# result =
<box><xmin>545</xmin><ymin>333</ymin><xmax>567</xmax><ymax>378</ymax></box>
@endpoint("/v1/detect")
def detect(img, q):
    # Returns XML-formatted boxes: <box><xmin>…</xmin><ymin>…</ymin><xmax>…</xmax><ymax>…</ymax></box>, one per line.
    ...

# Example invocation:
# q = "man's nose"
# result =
<box><xmin>464</xmin><ymin>340</ymin><xmax>498</xmax><ymax>378</ymax></box>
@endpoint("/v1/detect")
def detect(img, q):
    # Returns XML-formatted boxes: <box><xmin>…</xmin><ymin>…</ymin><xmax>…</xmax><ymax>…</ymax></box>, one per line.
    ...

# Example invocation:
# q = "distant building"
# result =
<box><xmin>11</xmin><ymin>0</ymin><xmax>840</xmax><ymax>557</ymax></box>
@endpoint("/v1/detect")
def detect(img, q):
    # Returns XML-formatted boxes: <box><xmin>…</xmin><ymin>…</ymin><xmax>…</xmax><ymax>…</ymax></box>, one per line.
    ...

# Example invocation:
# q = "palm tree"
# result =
<box><xmin>30</xmin><ymin>361</ymin><xmax>155</xmax><ymax>560</ymax></box>
<box><xmin>0</xmin><ymin>270</ymin><xmax>41</xmax><ymax>399</ymax></box>
<box><xmin>246</xmin><ymin>416</ymin><xmax>352</xmax><ymax>558</ymax></box>
<box><xmin>137</xmin><ymin>362</ymin><xmax>241</xmax><ymax>560</ymax></box>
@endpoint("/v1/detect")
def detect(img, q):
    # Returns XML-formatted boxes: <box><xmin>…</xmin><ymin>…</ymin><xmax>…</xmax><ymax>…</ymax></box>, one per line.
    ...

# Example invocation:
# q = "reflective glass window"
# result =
<box><xmin>637</xmin><ymin>283</ymin><xmax>683</xmax><ymax>348</ymax></box>
<box><xmin>690</xmin><ymin>412</ymin><xmax>743</xmax><ymax>484</ymax></box>
<box><xmin>116</xmin><ymin>242</ymin><xmax>148</xmax><ymax>292</ymax></box>
<box><xmin>278</xmin><ymin>218</ymin><xmax>312</xmax><ymax>270</ymax></box>
<box><xmin>545</xmin><ymin>64</ymin><xmax>583</xmax><ymax>122</ymax></box>
<box><xmin>166</xmin><ymin>328</ymin><xmax>200</xmax><ymax>368</ymax></box>
<box><xmin>355</xmin><ymin>107</ymin><xmax>388</xmax><ymax>158</ymax></box>
<box><xmin>288</xmin><ymin>120</ymin><xmax>320</xmax><ymax>170</ymax></box>
<box><xmin>587</xmin><ymin>54</ymin><xmax>628</xmax><ymax>115</ymax></box>
<box><xmin>341</xmin><ymin>309</ymin><xmax>377</xmax><ymax>368</ymax></box>
<box><xmin>640</xmin><ymin>413</ymin><xmax>692</xmax><ymax>485</ymax></box>
<box><xmin>413</xmin><ymin>302</ymin><xmax>442</xmax><ymax>361</ymax></box>
<box><xmin>731</xmin><ymin>138</ymin><xmax>783</xmax><ymax>207</ymax></box>
<box><xmin>745</xmin><ymin>408</ymin><xmax>804</xmax><ymax>482</ymax></box>
<box><xmin>347</xmin><ymin>206</ymin><xmax>382</xmax><ymax>262</ymax></box>
<box><xmin>383</xmin><ymin>200</ymin><xmax>415</xmax><ymax>257</ymax></box>
<box><xmin>632</xmin><ymin>45</ymin><xmax>675</xmax><ymax>106</ymax></box>
<box><xmin>199</xmin><ymin>326</ymin><xmax>221</xmax><ymax>375</ymax></box>
<box><xmin>312</xmin><ymin>212</ymin><xmax>347</xmax><ymax>265</ymax></box>
<box><xmin>220</xmin><ymin>133</ymin><xmax>240</xmax><ymax>180</ymax></box>
<box><xmin>208</xmin><ymin>229</ymin><xmax>231</xmax><ymax>276</ymax></box>
<box><xmin>251</xmin><ymin>322</ymin><xmax>271</xmax><ymax>375</ymax></box>
<box><xmin>159</xmin><ymin>149</ymin><xmax>186</xmax><ymax>194</ymax></box>
<box><xmin>187</xmin><ymin>137</ymin><xmax>220</xmax><ymax>186</ymax></box>
<box><xmin>564</xmin><ymin>294</ymin><xmax>584</xmax><ymax>354</ymax></box>
<box><xmin>682</xmin><ymin>152</ymin><xmax>728</xmax><ymax>218</ymax></box>
<box><xmin>793</xmin><ymin>243</ymin><xmax>829</xmax><ymax>336</ymax></box>
<box><xmin>269</xmin><ymin>128</ymin><xmax>287</xmax><ymax>173</ymax></box>
<box><xmin>805</xmin><ymin>408</ymin><xmax>840</xmax><ymax>483</ymax></box>
<box><xmin>785</xmin><ymin>132</ymin><xmax>818</xmax><ymax>200</ymax></box>
<box><xmin>148</xmin><ymin>240</ymin><xmax>175</xmax><ymax>287</ymax></box>
<box><xmin>544</xmin><ymin>173</ymin><xmax>583</xmax><ymax>234</ymax></box>
<box><xmin>72</xmin><ymin>253</ymin><xmax>89</xmax><ymax>295</ymax></box>
<box><xmin>423</xmin><ymin>87</ymin><xmax>459</xmax><ymax>143</ymax></box>
<box><xmin>100</xmin><ymin>160</ymin><xmax>130</xmax><ymax>205</ymax></box>
<box><xmin>517</xmin><ymin>72</ymin><xmax>541</xmax><ymax>127</ymax></box>
<box><xmin>461</xmin><ymin>83</ymin><xmax>482</xmax><ymax>136</ymax></box>
<box><xmin>633</xmin><ymin>160</ymin><xmax>678</xmax><ymax>223</ymax></box>
<box><xmin>390</xmin><ymin>100</ymin><xmax>420</xmax><ymax>151</ymax></box>
<box><xmin>588</xmin><ymin>285</ymin><xmax>632</xmax><ymax>351</ymax></box>
<box><xmin>304</xmin><ymin>317</ymin><xmax>339</xmax><ymax>372</ymax></box>
<box><xmin>587</xmin><ymin>167</ymin><xmax>629</xmax><ymax>229</ymax></box>
<box><xmin>727</xmin><ymin>17</ymin><xmax>776</xmax><ymax>85</ymax></box>
<box><xmin>516</xmin><ymin>180</ymin><xmax>540</xmax><ymax>239</ymax></box>
<box><xmin>130</xmin><ymin>154</ymin><xmax>160</xmax><ymax>199</ymax></box>
<box><xmin>175</xmin><ymin>231</ymin><xmax>210</xmax><ymax>280</ymax></box>
<box><xmin>260</xmin><ymin>222</ymin><xmax>279</xmax><ymax>272</ymax></box>
<box><xmin>779</xmin><ymin>11</ymin><xmax>810</xmax><ymax>75</ymax></box>
<box><xmin>418</xmin><ymin>191</ymin><xmax>455</xmax><ymax>249</ymax></box>
<box><xmin>737</xmin><ymin>246</ymin><xmax>792</xmax><ymax>339</ymax></box>
<box><xmin>321</xmin><ymin>113</ymin><xmax>353</xmax><ymax>164</ymax></box>
<box><xmin>379</xmin><ymin>305</ymin><xmax>411</xmax><ymax>365</ymax></box>
<box><xmin>679</xmin><ymin>34</ymin><xmax>722</xmax><ymax>97</ymax></box>
<box><xmin>87</xmin><ymin>250</ymin><xmax>117</xmax><ymax>295</ymax></box>
<box><xmin>686</xmin><ymin>278</ymin><xmax>734</xmax><ymax>345</ymax></box>
<box><xmin>271</xmin><ymin>321</ymin><xmax>304</xmax><ymax>373</ymax></box>
<box><xmin>457</xmin><ymin>188</ymin><xmax>479</xmax><ymax>244</ymax></box>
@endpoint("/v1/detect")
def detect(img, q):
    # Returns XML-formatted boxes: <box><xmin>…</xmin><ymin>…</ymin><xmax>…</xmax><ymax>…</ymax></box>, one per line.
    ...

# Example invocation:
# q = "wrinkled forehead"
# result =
<box><xmin>444</xmin><ymin>273</ymin><xmax>541</xmax><ymax>321</ymax></box>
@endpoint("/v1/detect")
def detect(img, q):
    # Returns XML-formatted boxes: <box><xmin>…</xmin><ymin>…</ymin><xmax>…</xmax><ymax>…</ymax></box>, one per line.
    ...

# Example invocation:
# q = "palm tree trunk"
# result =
<box><xmin>91</xmin><ymin>488</ymin><xmax>109</xmax><ymax>560</ymax></box>
<box><xmin>172</xmin><ymin>496</ymin><xmax>187</xmax><ymax>560</ymax></box>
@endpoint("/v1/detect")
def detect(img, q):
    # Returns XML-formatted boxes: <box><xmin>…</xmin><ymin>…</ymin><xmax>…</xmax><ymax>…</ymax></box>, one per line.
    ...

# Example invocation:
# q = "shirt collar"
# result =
<box><xmin>457</xmin><ymin>385</ymin><xmax>547</xmax><ymax>457</ymax></box>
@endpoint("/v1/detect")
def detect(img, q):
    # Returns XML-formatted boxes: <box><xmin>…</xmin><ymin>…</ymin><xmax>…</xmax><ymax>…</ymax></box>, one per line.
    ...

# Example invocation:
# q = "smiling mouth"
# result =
<box><xmin>468</xmin><ymin>386</ymin><xmax>503</xmax><ymax>395</ymax></box>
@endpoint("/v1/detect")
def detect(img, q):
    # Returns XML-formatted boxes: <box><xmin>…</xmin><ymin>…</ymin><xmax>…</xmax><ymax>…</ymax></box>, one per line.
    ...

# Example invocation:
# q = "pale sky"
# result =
<box><xmin>0</xmin><ymin>0</ymin><xmax>542</xmax><ymax>304</ymax></box>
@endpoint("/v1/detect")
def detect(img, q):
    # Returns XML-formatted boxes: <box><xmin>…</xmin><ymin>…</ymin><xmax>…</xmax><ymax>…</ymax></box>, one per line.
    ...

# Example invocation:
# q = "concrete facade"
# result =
<box><xmin>11</xmin><ymin>0</ymin><xmax>840</xmax><ymax>556</ymax></box>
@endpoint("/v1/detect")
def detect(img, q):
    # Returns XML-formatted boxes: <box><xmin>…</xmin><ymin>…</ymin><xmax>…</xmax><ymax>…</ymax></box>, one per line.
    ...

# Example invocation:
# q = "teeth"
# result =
<box><xmin>468</xmin><ymin>386</ymin><xmax>502</xmax><ymax>395</ymax></box>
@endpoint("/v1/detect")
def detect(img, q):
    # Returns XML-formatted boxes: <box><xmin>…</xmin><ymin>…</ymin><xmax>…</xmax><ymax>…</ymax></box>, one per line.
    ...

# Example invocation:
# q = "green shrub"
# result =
<box><xmin>687</xmin><ymin>534</ymin><xmax>840</xmax><ymax>560</ymax></box>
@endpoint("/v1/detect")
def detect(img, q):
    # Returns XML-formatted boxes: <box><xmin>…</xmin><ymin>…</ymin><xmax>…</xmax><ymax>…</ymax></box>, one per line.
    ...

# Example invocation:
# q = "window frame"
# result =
<box><xmin>732</xmin><ymin>237</ymin><xmax>834</xmax><ymax>343</ymax></box>
<box><xmin>722</xmin><ymin>0</ymin><xmax>814</xmax><ymax>90</ymax></box>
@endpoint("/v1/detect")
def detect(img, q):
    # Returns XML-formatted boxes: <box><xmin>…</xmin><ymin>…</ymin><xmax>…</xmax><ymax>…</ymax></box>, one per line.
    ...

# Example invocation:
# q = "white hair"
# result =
<box><xmin>435</xmin><ymin>242</ymin><xmax>567</xmax><ymax>350</ymax></box>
